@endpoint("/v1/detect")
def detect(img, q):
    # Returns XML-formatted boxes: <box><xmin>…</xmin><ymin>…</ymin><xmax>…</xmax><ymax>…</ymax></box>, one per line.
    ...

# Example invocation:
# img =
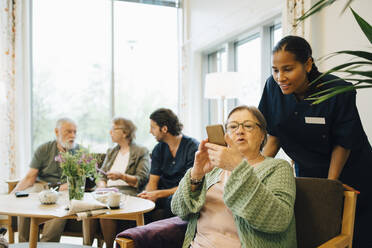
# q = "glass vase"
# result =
<box><xmin>67</xmin><ymin>175</ymin><xmax>86</xmax><ymax>200</ymax></box>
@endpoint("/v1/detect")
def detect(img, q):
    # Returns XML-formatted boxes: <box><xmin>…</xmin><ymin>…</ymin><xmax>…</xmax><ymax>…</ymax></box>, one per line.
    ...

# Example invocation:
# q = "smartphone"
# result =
<box><xmin>15</xmin><ymin>191</ymin><xmax>29</xmax><ymax>197</ymax></box>
<box><xmin>206</xmin><ymin>124</ymin><xmax>227</xmax><ymax>146</ymax></box>
<box><xmin>48</xmin><ymin>182</ymin><xmax>61</xmax><ymax>191</ymax></box>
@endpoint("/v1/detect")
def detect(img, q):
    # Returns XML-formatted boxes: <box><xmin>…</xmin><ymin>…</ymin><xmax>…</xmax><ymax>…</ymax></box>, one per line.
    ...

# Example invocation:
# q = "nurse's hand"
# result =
<box><xmin>342</xmin><ymin>184</ymin><xmax>360</xmax><ymax>194</ymax></box>
<box><xmin>191</xmin><ymin>139</ymin><xmax>214</xmax><ymax>180</ymax></box>
<box><xmin>205</xmin><ymin>135</ymin><xmax>243</xmax><ymax>171</ymax></box>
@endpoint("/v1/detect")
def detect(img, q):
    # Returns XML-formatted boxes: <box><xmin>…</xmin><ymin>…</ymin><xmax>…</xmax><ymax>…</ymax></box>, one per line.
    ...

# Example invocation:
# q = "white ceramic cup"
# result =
<box><xmin>108</xmin><ymin>192</ymin><xmax>121</xmax><ymax>208</ymax></box>
<box><xmin>93</xmin><ymin>191</ymin><xmax>110</xmax><ymax>204</ymax></box>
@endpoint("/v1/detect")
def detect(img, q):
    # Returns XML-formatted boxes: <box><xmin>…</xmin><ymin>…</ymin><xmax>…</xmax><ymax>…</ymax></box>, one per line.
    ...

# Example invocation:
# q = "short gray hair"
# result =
<box><xmin>226</xmin><ymin>105</ymin><xmax>268</xmax><ymax>151</ymax></box>
<box><xmin>112</xmin><ymin>117</ymin><xmax>137</xmax><ymax>144</ymax></box>
<box><xmin>56</xmin><ymin>118</ymin><xmax>76</xmax><ymax>129</ymax></box>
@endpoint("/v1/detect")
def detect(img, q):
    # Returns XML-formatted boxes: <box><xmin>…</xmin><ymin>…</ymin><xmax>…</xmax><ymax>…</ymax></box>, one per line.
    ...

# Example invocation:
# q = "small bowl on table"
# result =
<box><xmin>39</xmin><ymin>189</ymin><xmax>59</xmax><ymax>205</ymax></box>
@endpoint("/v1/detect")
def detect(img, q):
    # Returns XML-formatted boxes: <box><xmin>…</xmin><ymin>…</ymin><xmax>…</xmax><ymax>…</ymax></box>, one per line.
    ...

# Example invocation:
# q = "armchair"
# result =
<box><xmin>115</xmin><ymin>177</ymin><xmax>357</xmax><ymax>248</ymax></box>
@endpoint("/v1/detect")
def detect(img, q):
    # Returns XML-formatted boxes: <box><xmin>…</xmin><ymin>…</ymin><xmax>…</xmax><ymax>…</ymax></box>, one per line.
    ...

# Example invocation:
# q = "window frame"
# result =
<box><xmin>202</xmin><ymin>16</ymin><xmax>281</xmax><ymax>127</ymax></box>
<box><xmin>116</xmin><ymin>0</ymin><xmax>180</xmax><ymax>8</ymax></box>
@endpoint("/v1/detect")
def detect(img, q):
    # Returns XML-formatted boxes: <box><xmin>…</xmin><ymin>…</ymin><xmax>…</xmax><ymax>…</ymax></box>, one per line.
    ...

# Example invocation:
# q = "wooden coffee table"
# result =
<box><xmin>0</xmin><ymin>192</ymin><xmax>155</xmax><ymax>248</ymax></box>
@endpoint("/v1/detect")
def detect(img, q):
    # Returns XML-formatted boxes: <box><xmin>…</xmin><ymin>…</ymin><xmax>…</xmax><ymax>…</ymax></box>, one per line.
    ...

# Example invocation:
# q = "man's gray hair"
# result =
<box><xmin>56</xmin><ymin>118</ymin><xmax>76</xmax><ymax>129</ymax></box>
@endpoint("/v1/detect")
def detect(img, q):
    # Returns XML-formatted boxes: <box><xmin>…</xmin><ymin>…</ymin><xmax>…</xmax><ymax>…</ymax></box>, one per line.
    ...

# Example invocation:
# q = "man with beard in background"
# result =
<box><xmin>12</xmin><ymin>118</ymin><xmax>81</xmax><ymax>243</ymax></box>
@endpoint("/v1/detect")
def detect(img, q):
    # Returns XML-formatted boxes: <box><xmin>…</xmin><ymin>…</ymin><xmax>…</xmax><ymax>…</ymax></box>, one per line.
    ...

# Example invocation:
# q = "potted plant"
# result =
<box><xmin>297</xmin><ymin>1</ymin><xmax>372</xmax><ymax>104</ymax></box>
<box><xmin>55</xmin><ymin>149</ymin><xmax>98</xmax><ymax>200</ymax></box>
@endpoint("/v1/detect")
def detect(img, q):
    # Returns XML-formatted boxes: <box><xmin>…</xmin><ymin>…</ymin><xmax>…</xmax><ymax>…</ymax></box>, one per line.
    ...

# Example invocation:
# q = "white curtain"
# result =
<box><xmin>0</xmin><ymin>0</ymin><xmax>28</xmax><ymax>194</ymax></box>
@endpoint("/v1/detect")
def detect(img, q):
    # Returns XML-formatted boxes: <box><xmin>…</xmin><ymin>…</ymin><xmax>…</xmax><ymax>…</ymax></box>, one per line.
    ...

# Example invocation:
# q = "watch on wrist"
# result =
<box><xmin>190</xmin><ymin>177</ymin><xmax>204</xmax><ymax>185</ymax></box>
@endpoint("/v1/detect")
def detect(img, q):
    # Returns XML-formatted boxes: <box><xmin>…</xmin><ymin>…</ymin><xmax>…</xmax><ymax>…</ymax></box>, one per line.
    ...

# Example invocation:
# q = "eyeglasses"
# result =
<box><xmin>111</xmin><ymin>127</ymin><xmax>123</xmax><ymax>133</ymax></box>
<box><xmin>225</xmin><ymin>120</ymin><xmax>261</xmax><ymax>133</ymax></box>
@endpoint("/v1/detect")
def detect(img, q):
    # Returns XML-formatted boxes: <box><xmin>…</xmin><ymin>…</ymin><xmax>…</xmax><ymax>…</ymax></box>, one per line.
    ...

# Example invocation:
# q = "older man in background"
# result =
<box><xmin>12</xmin><ymin>118</ymin><xmax>80</xmax><ymax>242</ymax></box>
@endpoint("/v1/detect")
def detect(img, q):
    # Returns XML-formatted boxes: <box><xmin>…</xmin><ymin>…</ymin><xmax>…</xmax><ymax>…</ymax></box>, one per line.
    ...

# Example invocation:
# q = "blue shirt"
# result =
<box><xmin>150</xmin><ymin>135</ymin><xmax>199</xmax><ymax>190</ymax></box>
<box><xmin>258</xmin><ymin>74</ymin><xmax>372</xmax><ymax>189</ymax></box>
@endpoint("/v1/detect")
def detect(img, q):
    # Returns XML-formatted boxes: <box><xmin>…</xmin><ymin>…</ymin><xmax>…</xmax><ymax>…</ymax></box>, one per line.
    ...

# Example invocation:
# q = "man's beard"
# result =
<box><xmin>58</xmin><ymin>137</ymin><xmax>75</xmax><ymax>150</ymax></box>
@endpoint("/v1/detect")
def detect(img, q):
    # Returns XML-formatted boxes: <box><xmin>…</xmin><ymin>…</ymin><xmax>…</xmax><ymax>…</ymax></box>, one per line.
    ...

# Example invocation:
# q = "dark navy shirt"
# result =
<box><xmin>150</xmin><ymin>135</ymin><xmax>199</xmax><ymax>190</ymax></box>
<box><xmin>258</xmin><ymin>74</ymin><xmax>372</xmax><ymax>189</ymax></box>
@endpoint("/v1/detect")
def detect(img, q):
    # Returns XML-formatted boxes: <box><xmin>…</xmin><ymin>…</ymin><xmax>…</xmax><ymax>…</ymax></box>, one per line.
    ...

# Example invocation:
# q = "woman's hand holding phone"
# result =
<box><xmin>191</xmin><ymin>139</ymin><xmax>215</xmax><ymax>180</ymax></box>
<box><xmin>205</xmin><ymin>134</ymin><xmax>244</xmax><ymax>171</ymax></box>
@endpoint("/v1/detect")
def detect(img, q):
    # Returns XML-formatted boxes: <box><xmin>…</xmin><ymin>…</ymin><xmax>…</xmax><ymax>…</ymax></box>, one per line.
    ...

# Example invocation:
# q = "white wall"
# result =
<box><xmin>187</xmin><ymin>0</ymin><xmax>282</xmax><ymax>51</ymax></box>
<box><xmin>306</xmin><ymin>0</ymin><xmax>372</xmax><ymax>143</ymax></box>
<box><xmin>181</xmin><ymin>0</ymin><xmax>282</xmax><ymax>140</ymax></box>
<box><xmin>182</xmin><ymin>0</ymin><xmax>372</xmax><ymax>144</ymax></box>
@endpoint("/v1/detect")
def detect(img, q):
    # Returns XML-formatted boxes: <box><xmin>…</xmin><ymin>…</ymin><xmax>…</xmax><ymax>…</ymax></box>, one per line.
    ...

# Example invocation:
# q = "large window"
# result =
<box><xmin>205</xmin><ymin>22</ymin><xmax>288</xmax><ymax>161</ymax></box>
<box><xmin>235</xmin><ymin>34</ymin><xmax>261</xmax><ymax>106</ymax></box>
<box><xmin>270</xmin><ymin>24</ymin><xmax>283</xmax><ymax>62</ymax></box>
<box><xmin>114</xmin><ymin>1</ymin><xmax>179</xmax><ymax>149</ymax></box>
<box><xmin>32</xmin><ymin>0</ymin><xmax>179</xmax><ymax>152</ymax></box>
<box><xmin>205</xmin><ymin>22</ymin><xmax>282</xmax><ymax>124</ymax></box>
<box><xmin>272</xmin><ymin>24</ymin><xmax>283</xmax><ymax>48</ymax></box>
<box><xmin>206</xmin><ymin>48</ymin><xmax>227</xmax><ymax>124</ymax></box>
<box><xmin>207</xmin><ymin>48</ymin><xmax>227</xmax><ymax>73</ymax></box>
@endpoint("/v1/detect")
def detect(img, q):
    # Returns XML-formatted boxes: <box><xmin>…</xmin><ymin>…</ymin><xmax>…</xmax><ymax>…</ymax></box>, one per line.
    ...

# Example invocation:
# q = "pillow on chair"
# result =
<box><xmin>295</xmin><ymin>177</ymin><xmax>344</xmax><ymax>248</ymax></box>
<box><xmin>116</xmin><ymin>216</ymin><xmax>187</xmax><ymax>248</ymax></box>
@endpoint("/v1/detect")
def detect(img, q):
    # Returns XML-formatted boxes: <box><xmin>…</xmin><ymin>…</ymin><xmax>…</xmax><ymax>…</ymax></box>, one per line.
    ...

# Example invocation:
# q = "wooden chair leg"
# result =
<box><xmin>115</xmin><ymin>237</ymin><xmax>134</xmax><ymax>248</ymax></box>
<box><xmin>8</xmin><ymin>216</ymin><xmax>14</xmax><ymax>243</ymax></box>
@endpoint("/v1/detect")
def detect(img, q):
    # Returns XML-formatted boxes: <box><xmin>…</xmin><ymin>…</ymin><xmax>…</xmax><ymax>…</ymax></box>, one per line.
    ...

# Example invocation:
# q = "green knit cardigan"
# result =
<box><xmin>171</xmin><ymin>157</ymin><xmax>297</xmax><ymax>248</ymax></box>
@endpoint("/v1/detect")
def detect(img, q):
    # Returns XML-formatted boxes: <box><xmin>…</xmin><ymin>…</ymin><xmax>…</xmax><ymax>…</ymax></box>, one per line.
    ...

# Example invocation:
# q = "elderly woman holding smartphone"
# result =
<box><xmin>171</xmin><ymin>106</ymin><xmax>297</xmax><ymax>248</ymax></box>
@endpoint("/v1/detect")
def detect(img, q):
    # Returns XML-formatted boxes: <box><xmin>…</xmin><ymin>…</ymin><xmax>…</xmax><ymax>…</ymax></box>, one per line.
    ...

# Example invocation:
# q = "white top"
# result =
<box><xmin>107</xmin><ymin>151</ymin><xmax>129</xmax><ymax>187</ymax></box>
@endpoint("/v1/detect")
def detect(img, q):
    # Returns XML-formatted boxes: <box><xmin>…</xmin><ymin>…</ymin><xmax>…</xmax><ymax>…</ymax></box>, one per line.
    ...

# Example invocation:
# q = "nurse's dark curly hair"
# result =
<box><xmin>150</xmin><ymin>108</ymin><xmax>183</xmax><ymax>136</ymax></box>
<box><xmin>273</xmin><ymin>35</ymin><xmax>321</xmax><ymax>82</ymax></box>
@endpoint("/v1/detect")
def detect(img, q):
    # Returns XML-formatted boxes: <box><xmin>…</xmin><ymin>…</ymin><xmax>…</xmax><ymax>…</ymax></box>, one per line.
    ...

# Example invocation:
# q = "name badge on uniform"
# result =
<box><xmin>305</xmin><ymin>117</ymin><xmax>326</xmax><ymax>124</ymax></box>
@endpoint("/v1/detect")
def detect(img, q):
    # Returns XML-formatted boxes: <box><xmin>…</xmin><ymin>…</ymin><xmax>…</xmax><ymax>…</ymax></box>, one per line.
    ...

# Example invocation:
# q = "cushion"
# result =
<box><xmin>295</xmin><ymin>177</ymin><xmax>344</xmax><ymax>248</ymax></box>
<box><xmin>116</xmin><ymin>216</ymin><xmax>187</xmax><ymax>248</ymax></box>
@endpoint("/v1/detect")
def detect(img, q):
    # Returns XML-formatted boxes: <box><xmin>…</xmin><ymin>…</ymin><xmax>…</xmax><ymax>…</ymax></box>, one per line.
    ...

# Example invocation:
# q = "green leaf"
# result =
<box><xmin>309</xmin><ymin>81</ymin><xmax>372</xmax><ymax>97</ymax></box>
<box><xmin>309</xmin><ymin>64</ymin><xmax>368</xmax><ymax>86</ymax></box>
<box><xmin>307</xmin><ymin>85</ymin><xmax>372</xmax><ymax>104</ymax></box>
<box><xmin>297</xmin><ymin>0</ymin><xmax>335</xmax><ymax>22</ymax></box>
<box><xmin>308</xmin><ymin>85</ymin><xmax>355</xmax><ymax>103</ymax></box>
<box><xmin>325</xmin><ymin>50</ymin><xmax>372</xmax><ymax>61</ymax></box>
<box><xmin>314</xmin><ymin>62</ymin><xmax>372</xmax><ymax>84</ymax></box>
<box><xmin>343</xmin><ymin>78</ymin><xmax>372</xmax><ymax>84</ymax></box>
<box><xmin>318</xmin><ymin>78</ymin><xmax>372</xmax><ymax>87</ymax></box>
<box><xmin>309</xmin><ymin>85</ymin><xmax>350</xmax><ymax>97</ymax></box>
<box><xmin>343</xmin><ymin>70</ymin><xmax>372</xmax><ymax>78</ymax></box>
<box><xmin>316</xmin><ymin>78</ymin><xmax>348</xmax><ymax>87</ymax></box>
<box><xmin>341</xmin><ymin>0</ymin><xmax>354</xmax><ymax>14</ymax></box>
<box><xmin>350</xmin><ymin>7</ymin><xmax>372</xmax><ymax>44</ymax></box>
<box><xmin>327</xmin><ymin>61</ymin><xmax>372</xmax><ymax>72</ymax></box>
<box><xmin>311</xmin><ymin>68</ymin><xmax>372</xmax><ymax>86</ymax></box>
